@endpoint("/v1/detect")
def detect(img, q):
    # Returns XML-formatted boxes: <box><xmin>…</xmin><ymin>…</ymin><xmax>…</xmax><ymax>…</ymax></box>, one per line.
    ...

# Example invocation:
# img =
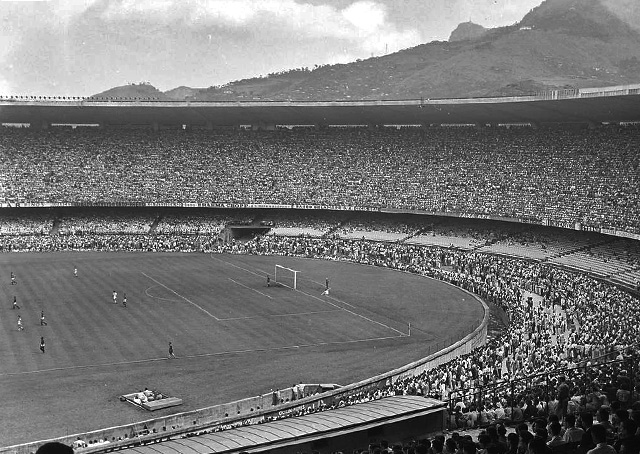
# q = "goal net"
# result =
<box><xmin>274</xmin><ymin>265</ymin><xmax>299</xmax><ymax>290</ymax></box>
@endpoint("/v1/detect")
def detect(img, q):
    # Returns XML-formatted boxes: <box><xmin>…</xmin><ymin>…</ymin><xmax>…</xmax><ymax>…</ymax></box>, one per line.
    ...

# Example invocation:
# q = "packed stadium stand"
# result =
<box><xmin>1</xmin><ymin>125</ymin><xmax>639</xmax><ymax>235</ymax></box>
<box><xmin>1</xmin><ymin>105</ymin><xmax>640</xmax><ymax>453</ymax></box>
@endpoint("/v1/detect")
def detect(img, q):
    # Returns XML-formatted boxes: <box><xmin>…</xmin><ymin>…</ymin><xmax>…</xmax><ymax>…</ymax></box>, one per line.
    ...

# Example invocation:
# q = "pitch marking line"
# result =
<box><xmin>210</xmin><ymin>255</ymin><xmax>407</xmax><ymax>337</ymax></box>
<box><xmin>228</xmin><ymin>278</ymin><xmax>273</xmax><ymax>299</ymax></box>
<box><xmin>144</xmin><ymin>285</ymin><xmax>183</xmax><ymax>303</ymax></box>
<box><xmin>218</xmin><ymin>309</ymin><xmax>342</xmax><ymax>321</ymax></box>
<box><xmin>0</xmin><ymin>334</ymin><xmax>406</xmax><ymax>377</ymax></box>
<box><xmin>141</xmin><ymin>272</ymin><xmax>220</xmax><ymax>321</ymax></box>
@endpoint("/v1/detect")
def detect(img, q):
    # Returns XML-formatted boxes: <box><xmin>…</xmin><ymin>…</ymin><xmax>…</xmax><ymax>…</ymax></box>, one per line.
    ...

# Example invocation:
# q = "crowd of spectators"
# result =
<box><xmin>0</xmin><ymin>211</ymin><xmax>52</xmax><ymax>235</ymax></box>
<box><xmin>267</xmin><ymin>210</ymin><xmax>346</xmax><ymax>235</ymax></box>
<box><xmin>216</xmin><ymin>235</ymin><xmax>640</xmax><ymax>424</ymax></box>
<box><xmin>331</xmin><ymin>409</ymin><xmax>640</xmax><ymax>454</ymax></box>
<box><xmin>1</xmin><ymin>124</ymin><xmax>640</xmax><ymax>233</ymax></box>
<box><xmin>2</xmin><ymin>209</ymin><xmax>640</xmax><ymax>451</ymax></box>
<box><xmin>154</xmin><ymin>210</ymin><xmax>241</xmax><ymax>235</ymax></box>
<box><xmin>0</xmin><ymin>233</ymin><xmax>220</xmax><ymax>253</ymax></box>
<box><xmin>56</xmin><ymin>210</ymin><xmax>155</xmax><ymax>235</ymax></box>
<box><xmin>338</xmin><ymin>215</ymin><xmax>423</xmax><ymax>237</ymax></box>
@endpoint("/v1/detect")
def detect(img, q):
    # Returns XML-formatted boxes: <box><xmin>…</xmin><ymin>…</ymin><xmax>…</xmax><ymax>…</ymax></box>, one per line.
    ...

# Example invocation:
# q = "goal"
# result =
<box><xmin>274</xmin><ymin>265</ymin><xmax>299</xmax><ymax>290</ymax></box>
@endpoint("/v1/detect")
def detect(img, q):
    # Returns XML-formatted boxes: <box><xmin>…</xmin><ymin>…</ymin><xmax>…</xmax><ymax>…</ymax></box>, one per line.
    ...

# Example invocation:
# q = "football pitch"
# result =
<box><xmin>0</xmin><ymin>252</ymin><xmax>484</xmax><ymax>447</ymax></box>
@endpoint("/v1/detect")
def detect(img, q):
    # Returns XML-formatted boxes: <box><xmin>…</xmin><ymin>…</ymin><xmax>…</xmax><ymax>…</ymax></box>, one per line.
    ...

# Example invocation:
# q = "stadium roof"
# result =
<box><xmin>1</xmin><ymin>85</ymin><xmax>639</xmax><ymax>127</ymax></box>
<box><xmin>114</xmin><ymin>396</ymin><xmax>445</xmax><ymax>454</ymax></box>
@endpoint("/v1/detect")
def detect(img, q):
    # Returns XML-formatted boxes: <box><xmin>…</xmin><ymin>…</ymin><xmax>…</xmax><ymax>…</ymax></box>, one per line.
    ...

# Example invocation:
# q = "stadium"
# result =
<box><xmin>3</xmin><ymin>0</ymin><xmax>640</xmax><ymax>451</ymax></box>
<box><xmin>1</xmin><ymin>83</ymin><xmax>640</xmax><ymax>454</ymax></box>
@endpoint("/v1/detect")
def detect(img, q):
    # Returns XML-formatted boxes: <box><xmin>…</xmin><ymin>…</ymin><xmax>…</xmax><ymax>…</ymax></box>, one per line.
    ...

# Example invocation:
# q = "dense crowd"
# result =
<box><xmin>57</xmin><ymin>211</ymin><xmax>155</xmax><ymax>235</ymax></box>
<box><xmin>218</xmin><ymin>235</ymin><xmax>640</xmax><ymax>436</ymax></box>
<box><xmin>334</xmin><ymin>410</ymin><xmax>640</xmax><ymax>454</ymax></box>
<box><xmin>1</xmin><ymin>125</ymin><xmax>640</xmax><ymax>233</ymax></box>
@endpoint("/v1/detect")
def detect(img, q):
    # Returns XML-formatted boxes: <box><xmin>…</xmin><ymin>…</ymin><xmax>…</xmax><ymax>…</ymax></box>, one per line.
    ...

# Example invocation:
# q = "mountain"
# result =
<box><xmin>90</xmin><ymin>83</ymin><xmax>170</xmax><ymax>100</ymax></box>
<box><xmin>164</xmin><ymin>86</ymin><xmax>201</xmax><ymax>101</ymax></box>
<box><xmin>449</xmin><ymin>22</ymin><xmax>488</xmax><ymax>42</ymax></box>
<box><xmin>94</xmin><ymin>0</ymin><xmax>640</xmax><ymax>101</ymax></box>
<box><xmin>519</xmin><ymin>0</ymin><xmax>638</xmax><ymax>39</ymax></box>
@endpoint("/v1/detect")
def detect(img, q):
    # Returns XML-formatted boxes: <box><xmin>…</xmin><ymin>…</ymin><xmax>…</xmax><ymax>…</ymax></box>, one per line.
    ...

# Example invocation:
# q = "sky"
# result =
<box><xmin>0</xmin><ymin>0</ymin><xmax>546</xmax><ymax>96</ymax></box>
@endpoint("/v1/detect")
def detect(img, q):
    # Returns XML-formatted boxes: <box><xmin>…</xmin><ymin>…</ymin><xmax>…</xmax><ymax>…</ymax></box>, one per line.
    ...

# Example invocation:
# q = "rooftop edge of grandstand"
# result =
<box><xmin>1</xmin><ymin>83</ymin><xmax>640</xmax><ymax>127</ymax></box>
<box><xmin>1</xmin><ymin>83</ymin><xmax>639</xmax><ymax>105</ymax></box>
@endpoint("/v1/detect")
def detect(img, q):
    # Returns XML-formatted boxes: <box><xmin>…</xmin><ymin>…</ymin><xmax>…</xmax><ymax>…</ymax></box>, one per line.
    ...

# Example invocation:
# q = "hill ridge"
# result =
<box><xmin>92</xmin><ymin>0</ymin><xmax>640</xmax><ymax>101</ymax></box>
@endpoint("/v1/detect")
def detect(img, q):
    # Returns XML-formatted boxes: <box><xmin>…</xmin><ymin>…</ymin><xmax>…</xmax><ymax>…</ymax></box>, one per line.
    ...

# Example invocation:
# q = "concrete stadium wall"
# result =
<box><xmin>3</xmin><ymin>274</ymin><xmax>489</xmax><ymax>454</ymax></box>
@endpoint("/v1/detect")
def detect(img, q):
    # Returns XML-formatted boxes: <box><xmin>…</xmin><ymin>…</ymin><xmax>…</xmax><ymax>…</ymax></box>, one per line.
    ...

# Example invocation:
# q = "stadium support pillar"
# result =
<box><xmin>152</xmin><ymin>122</ymin><xmax>160</xmax><ymax>132</ymax></box>
<box><xmin>587</xmin><ymin>120</ymin><xmax>601</xmax><ymax>130</ymax></box>
<box><xmin>252</xmin><ymin>122</ymin><xmax>276</xmax><ymax>131</ymax></box>
<box><xmin>35</xmin><ymin>120</ymin><xmax>50</xmax><ymax>130</ymax></box>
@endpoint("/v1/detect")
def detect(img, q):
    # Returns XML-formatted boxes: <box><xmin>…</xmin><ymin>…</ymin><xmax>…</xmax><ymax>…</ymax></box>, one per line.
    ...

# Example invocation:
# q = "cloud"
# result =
<box><xmin>342</xmin><ymin>1</ymin><xmax>385</xmax><ymax>33</ymax></box>
<box><xmin>95</xmin><ymin>0</ymin><xmax>423</xmax><ymax>55</ymax></box>
<box><xmin>0</xmin><ymin>0</ymin><xmax>425</xmax><ymax>95</ymax></box>
<box><xmin>0</xmin><ymin>75</ymin><xmax>12</xmax><ymax>96</ymax></box>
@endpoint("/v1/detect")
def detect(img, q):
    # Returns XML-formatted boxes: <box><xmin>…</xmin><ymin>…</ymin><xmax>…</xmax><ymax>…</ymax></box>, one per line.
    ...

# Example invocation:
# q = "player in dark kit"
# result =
<box><xmin>122</xmin><ymin>293</ymin><xmax>127</xmax><ymax>307</ymax></box>
<box><xmin>40</xmin><ymin>310</ymin><xmax>47</xmax><ymax>326</ymax></box>
<box><xmin>168</xmin><ymin>342</ymin><xmax>175</xmax><ymax>358</ymax></box>
<box><xmin>40</xmin><ymin>337</ymin><xmax>45</xmax><ymax>353</ymax></box>
<box><xmin>12</xmin><ymin>296</ymin><xmax>20</xmax><ymax>310</ymax></box>
<box><xmin>322</xmin><ymin>277</ymin><xmax>330</xmax><ymax>295</ymax></box>
<box><xmin>266</xmin><ymin>275</ymin><xmax>271</xmax><ymax>287</ymax></box>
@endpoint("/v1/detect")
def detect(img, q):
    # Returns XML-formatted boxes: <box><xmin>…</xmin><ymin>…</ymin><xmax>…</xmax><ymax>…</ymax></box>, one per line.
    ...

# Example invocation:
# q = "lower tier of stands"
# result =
<box><xmin>1</xmin><ymin>208</ymin><xmax>639</xmax><ymax>454</ymax></box>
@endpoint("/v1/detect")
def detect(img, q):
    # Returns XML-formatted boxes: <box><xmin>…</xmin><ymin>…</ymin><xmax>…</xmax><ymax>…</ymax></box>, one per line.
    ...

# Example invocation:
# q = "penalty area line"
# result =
<box><xmin>141</xmin><ymin>271</ymin><xmax>220</xmax><ymax>321</ymax></box>
<box><xmin>228</xmin><ymin>278</ymin><xmax>272</xmax><ymax>299</ymax></box>
<box><xmin>211</xmin><ymin>255</ymin><xmax>408</xmax><ymax>338</ymax></box>
<box><xmin>218</xmin><ymin>309</ymin><xmax>341</xmax><ymax>321</ymax></box>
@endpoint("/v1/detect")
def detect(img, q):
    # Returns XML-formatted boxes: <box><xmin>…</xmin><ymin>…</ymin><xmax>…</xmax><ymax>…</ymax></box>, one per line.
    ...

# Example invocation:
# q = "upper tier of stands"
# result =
<box><xmin>1</xmin><ymin>125</ymin><xmax>639</xmax><ymax>234</ymax></box>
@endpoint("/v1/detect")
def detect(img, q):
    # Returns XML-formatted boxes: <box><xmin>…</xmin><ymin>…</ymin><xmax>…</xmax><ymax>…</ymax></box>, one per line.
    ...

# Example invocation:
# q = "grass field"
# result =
<box><xmin>0</xmin><ymin>252</ymin><xmax>484</xmax><ymax>447</ymax></box>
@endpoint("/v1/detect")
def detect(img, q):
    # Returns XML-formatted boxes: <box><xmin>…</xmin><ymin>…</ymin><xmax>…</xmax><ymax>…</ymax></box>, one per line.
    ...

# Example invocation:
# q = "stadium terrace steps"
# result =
<box><xmin>405</xmin><ymin>234</ymin><xmax>481</xmax><ymax>250</ymax></box>
<box><xmin>549</xmin><ymin>238</ymin><xmax>640</xmax><ymax>278</ymax></box>
<box><xmin>324</xmin><ymin>220</ymin><xmax>349</xmax><ymax>238</ymax></box>
<box><xmin>610</xmin><ymin>268</ymin><xmax>640</xmax><ymax>288</ymax></box>
<box><xmin>397</xmin><ymin>229</ymin><xmax>424</xmax><ymax>244</ymax></box>
<box><xmin>545</xmin><ymin>238</ymin><xmax>617</xmax><ymax>260</ymax></box>
<box><xmin>270</xmin><ymin>227</ymin><xmax>327</xmax><ymax>237</ymax></box>
<box><xmin>338</xmin><ymin>230</ymin><xmax>408</xmax><ymax>242</ymax></box>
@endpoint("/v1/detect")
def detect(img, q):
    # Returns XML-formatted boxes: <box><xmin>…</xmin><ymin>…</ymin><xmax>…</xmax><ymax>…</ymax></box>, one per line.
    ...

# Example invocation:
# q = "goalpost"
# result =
<box><xmin>274</xmin><ymin>265</ymin><xmax>299</xmax><ymax>290</ymax></box>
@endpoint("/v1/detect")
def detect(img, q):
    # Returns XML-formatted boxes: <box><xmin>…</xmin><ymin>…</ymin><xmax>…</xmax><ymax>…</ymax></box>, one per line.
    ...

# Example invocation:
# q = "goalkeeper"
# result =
<box><xmin>322</xmin><ymin>277</ymin><xmax>330</xmax><ymax>295</ymax></box>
